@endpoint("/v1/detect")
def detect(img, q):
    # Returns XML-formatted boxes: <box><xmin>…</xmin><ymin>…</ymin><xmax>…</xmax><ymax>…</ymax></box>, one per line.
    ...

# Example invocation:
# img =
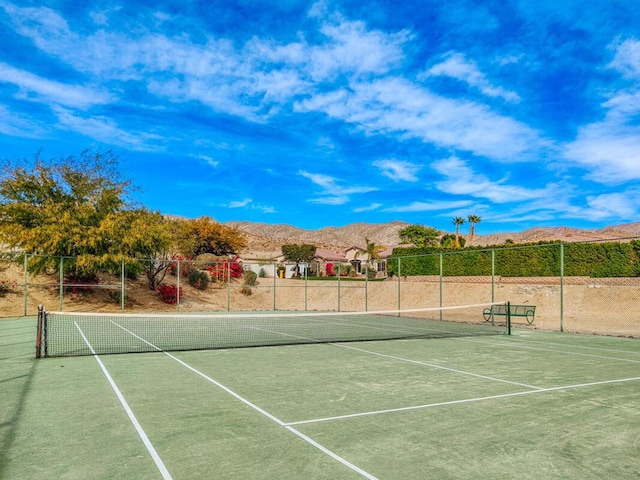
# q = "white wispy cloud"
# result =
<box><xmin>0</xmin><ymin>62</ymin><xmax>111</xmax><ymax>108</ymax></box>
<box><xmin>2</xmin><ymin>1</ymin><xmax>544</xmax><ymax>166</ymax></box>
<box><xmin>564</xmin><ymin>122</ymin><xmax>640</xmax><ymax>184</ymax></box>
<box><xmin>296</xmin><ymin>77</ymin><xmax>542</xmax><ymax>161</ymax></box>
<box><xmin>52</xmin><ymin>106</ymin><xmax>164</xmax><ymax>151</ymax></box>
<box><xmin>432</xmin><ymin>156</ymin><xmax>553</xmax><ymax>203</ymax></box>
<box><xmin>425</xmin><ymin>52</ymin><xmax>521</xmax><ymax>103</ymax></box>
<box><xmin>228</xmin><ymin>198</ymin><xmax>252</xmax><ymax>208</ymax></box>
<box><xmin>307</xmin><ymin>16</ymin><xmax>411</xmax><ymax>81</ymax></box>
<box><xmin>488</xmin><ymin>188</ymin><xmax>640</xmax><ymax>224</ymax></box>
<box><xmin>373</xmin><ymin>159</ymin><xmax>421</xmax><ymax>182</ymax></box>
<box><xmin>353</xmin><ymin>203</ymin><xmax>382</xmax><ymax>213</ymax></box>
<box><xmin>1</xmin><ymin>2</ymin><xmax>406</xmax><ymax>114</ymax></box>
<box><xmin>584</xmin><ymin>191</ymin><xmax>640</xmax><ymax>220</ymax></box>
<box><xmin>609</xmin><ymin>38</ymin><xmax>640</xmax><ymax>79</ymax></box>
<box><xmin>385</xmin><ymin>199</ymin><xmax>473</xmax><ymax>213</ymax></box>
<box><xmin>192</xmin><ymin>155</ymin><xmax>219</xmax><ymax>167</ymax></box>
<box><xmin>0</xmin><ymin>105</ymin><xmax>49</xmax><ymax>138</ymax></box>
<box><xmin>299</xmin><ymin>170</ymin><xmax>377</xmax><ymax>205</ymax></box>
<box><xmin>563</xmin><ymin>38</ymin><xmax>640</xmax><ymax>184</ymax></box>
<box><xmin>225</xmin><ymin>198</ymin><xmax>275</xmax><ymax>213</ymax></box>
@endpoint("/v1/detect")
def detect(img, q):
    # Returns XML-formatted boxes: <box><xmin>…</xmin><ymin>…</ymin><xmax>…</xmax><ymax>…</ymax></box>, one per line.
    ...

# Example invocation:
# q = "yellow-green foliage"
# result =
<box><xmin>0</xmin><ymin>149</ymin><xmax>174</xmax><ymax>276</ymax></box>
<box><xmin>177</xmin><ymin>216</ymin><xmax>247</xmax><ymax>257</ymax></box>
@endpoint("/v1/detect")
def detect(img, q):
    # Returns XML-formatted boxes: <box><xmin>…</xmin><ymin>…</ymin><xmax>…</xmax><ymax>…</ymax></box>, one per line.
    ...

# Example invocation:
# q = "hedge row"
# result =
<box><xmin>387</xmin><ymin>241</ymin><xmax>640</xmax><ymax>278</ymax></box>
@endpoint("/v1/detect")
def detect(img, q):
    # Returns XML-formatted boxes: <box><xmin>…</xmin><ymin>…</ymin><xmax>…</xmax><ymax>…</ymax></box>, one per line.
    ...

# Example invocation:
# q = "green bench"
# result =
<box><xmin>483</xmin><ymin>304</ymin><xmax>536</xmax><ymax>325</ymax></box>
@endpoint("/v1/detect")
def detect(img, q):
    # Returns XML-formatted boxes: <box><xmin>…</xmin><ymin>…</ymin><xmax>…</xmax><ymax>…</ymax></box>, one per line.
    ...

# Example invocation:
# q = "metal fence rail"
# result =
<box><xmin>1</xmin><ymin>239</ymin><xmax>639</xmax><ymax>337</ymax></box>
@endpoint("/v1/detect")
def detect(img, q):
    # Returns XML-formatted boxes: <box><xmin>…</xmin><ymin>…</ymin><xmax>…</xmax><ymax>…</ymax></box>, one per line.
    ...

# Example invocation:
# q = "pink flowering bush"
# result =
<box><xmin>157</xmin><ymin>284</ymin><xmax>183</xmax><ymax>304</ymax></box>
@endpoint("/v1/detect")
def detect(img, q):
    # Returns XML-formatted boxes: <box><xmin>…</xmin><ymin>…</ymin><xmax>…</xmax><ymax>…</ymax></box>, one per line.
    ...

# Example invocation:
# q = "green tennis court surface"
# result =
<box><xmin>2</xmin><ymin>315</ymin><xmax>639</xmax><ymax>479</ymax></box>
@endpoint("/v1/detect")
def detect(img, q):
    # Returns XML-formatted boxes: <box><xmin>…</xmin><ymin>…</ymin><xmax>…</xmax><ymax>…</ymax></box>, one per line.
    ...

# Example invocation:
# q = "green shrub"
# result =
<box><xmin>108</xmin><ymin>290</ymin><xmax>125</xmax><ymax>305</ymax></box>
<box><xmin>258</xmin><ymin>268</ymin><xmax>267</xmax><ymax>278</ymax></box>
<box><xmin>389</xmin><ymin>241</ymin><xmax>640</xmax><ymax>278</ymax></box>
<box><xmin>244</xmin><ymin>270</ymin><xmax>258</xmax><ymax>286</ymax></box>
<box><xmin>188</xmin><ymin>268</ymin><xmax>209</xmax><ymax>290</ymax></box>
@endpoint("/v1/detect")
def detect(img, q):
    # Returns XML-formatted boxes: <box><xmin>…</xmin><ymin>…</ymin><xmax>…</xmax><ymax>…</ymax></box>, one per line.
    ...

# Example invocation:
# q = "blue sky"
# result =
<box><xmin>1</xmin><ymin>0</ymin><xmax>640</xmax><ymax>234</ymax></box>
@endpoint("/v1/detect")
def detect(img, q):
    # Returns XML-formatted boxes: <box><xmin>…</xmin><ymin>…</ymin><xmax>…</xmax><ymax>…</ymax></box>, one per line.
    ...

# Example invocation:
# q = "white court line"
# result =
<box><xmin>247</xmin><ymin>326</ymin><xmax>542</xmax><ymax>390</ymax></box>
<box><xmin>285</xmin><ymin>375</ymin><xmax>640</xmax><ymax>426</ymax></box>
<box><xmin>110</xmin><ymin>321</ymin><xmax>379</xmax><ymax>480</ymax></box>
<box><xmin>497</xmin><ymin>336</ymin><xmax>640</xmax><ymax>356</ymax></box>
<box><xmin>73</xmin><ymin>322</ymin><xmax>173</xmax><ymax>480</ymax></box>
<box><xmin>332</xmin><ymin>343</ymin><xmax>544</xmax><ymax>390</ymax></box>
<box><xmin>245</xmin><ymin>327</ymin><xmax>543</xmax><ymax>390</ymax></box>
<box><xmin>461</xmin><ymin>337</ymin><xmax>640</xmax><ymax>364</ymax></box>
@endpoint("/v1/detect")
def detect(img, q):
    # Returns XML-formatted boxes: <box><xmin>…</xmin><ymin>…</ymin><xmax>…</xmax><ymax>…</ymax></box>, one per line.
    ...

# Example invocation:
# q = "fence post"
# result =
<box><xmin>36</xmin><ymin>305</ymin><xmax>44</xmax><ymax>358</ymax></box>
<box><xmin>227</xmin><ymin>261</ymin><xmax>231</xmax><ymax>311</ymax></box>
<box><xmin>273</xmin><ymin>263</ymin><xmax>276</xmax><ymax>310</ymax></box>
<box><xmin>337</xmin><ymin>263</ymin><xmax>341</xmax><ymax>312</ymax></box>
<box><xmin>439</xmin><ymin>253</ymin><xmax>444</xmax><ymax>321</ymax></box>
<box><xmin>397</xmin><ymin>257</ymin><xmax>401</xmax><ymax>312</ymax></box>
<box><xmin>491</xmin><ymin>249</ymin><xmax>495</xmax><ymax>303</ymax></box>
<box><xmin>365</xmin><ymin>262</ymin><xmax>368</xmax><ymax>311</ymax></box>
<box><xmin>23</xmin><ymin>254</ymin><xmax>28</xmax><ymax>316</ymax></box>
<box><xmin>176</xmin><ymin>258</ymin><xmax>181</xmax><ymax>310</ymax></box>
<box><xmin>59</xmin><ymin>256</ymin><xmax>64</xmax><ymax>311</ymax></box>
<box><xmin>121</xmin><ymin>260</ymin><xmax>126</xmax><ymax>311</ymax></box>
<box><xmin>305</xmin><ymin>264</ymin><xmax>308</xmax><ymax>311</ymax></box>
<box><xmin>560</xmin><ymin>243</ymin><xmax>565</xmax><ymax>332</ymax></box>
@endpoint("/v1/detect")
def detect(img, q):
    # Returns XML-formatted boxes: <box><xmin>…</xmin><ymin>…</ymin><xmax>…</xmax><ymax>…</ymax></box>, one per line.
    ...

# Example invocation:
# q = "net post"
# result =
<box><xmin>35</xmin><ymin>305</ymin><xmax>43</xmax><ymax>358</ymax></box>
<box><xmin>506</xmin><ymin>301</ymin><xmax>512</xmax><ymax>335</ymax></box>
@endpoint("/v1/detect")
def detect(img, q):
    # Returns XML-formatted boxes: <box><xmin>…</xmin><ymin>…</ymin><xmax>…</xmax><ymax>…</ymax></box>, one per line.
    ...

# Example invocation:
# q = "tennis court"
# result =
<box><xmin>1</xmin><ymin>308</ymin><xmax>639</xmax><ymax>479</ymax></box>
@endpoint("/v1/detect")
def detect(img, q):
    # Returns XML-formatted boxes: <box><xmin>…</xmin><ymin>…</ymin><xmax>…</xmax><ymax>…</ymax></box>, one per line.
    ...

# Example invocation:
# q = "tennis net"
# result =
<box><xmin>36</xmin><ymin>302</ymin><xmax>510</xmax><ymax>357</ymax></box>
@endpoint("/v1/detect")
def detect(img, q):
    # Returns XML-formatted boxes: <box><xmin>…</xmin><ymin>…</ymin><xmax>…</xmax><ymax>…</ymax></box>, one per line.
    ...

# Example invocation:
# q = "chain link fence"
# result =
<box><xmin>1</xmin><ymin>240</ymin><xmax>638</xmax><ymax>337</ymax></box>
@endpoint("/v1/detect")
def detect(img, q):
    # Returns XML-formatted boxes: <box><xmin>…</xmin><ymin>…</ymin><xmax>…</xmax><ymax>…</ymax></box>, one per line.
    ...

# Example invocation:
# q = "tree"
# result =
<box><xmin>0</xmin><ymin>149</ymin><xmax>134</xmax><ymax>274</ymax></box>
<box><xmin>69</xmin><ymin>208</ymin><xmax>178</xmax><ymax>289</ymax></box>
<box><xmin>281</xmin><ymin>244</ymin><xmax>317</xmax><ymax>277</ymax></box>
<box><xmin>112</xmin><ymin>211</ymin><xmax>178</xmax><ymax>290</ymax></box>
<box><xmin>467</xmin><ymin>215</ymin><xmax>482</xmax><ymax>245</ymax></box>
<box><xmin>440</xmin><ymin>234</ymin><xmax>466</xmax><ymax>249</ymax></box>
<box><xmin>178</xmin><ymin>216</ymin><xmax>247</xmax><ymax>257</ymax></box>
<box><xmin>398</xmin><ymin>224</ymin><xmax>440</xmax><ymax>248</ymax></box>
<box><xmin>452</xmin><ymin>217</ymin><xmax>466</xmax><ymax>248</ymax></box>
<box><xmin>0</xmin><ymin>150</ymin><xmax>181</xmax><ymax>291</ymax></box>
<box><xmin>356</xmin><ymin>238</ymin><xmax>385</xmax><ymax>275</ymax></box>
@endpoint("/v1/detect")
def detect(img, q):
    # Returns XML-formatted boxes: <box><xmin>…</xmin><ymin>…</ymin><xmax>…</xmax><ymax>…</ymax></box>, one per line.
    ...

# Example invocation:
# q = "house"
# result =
<box><xmin>240</xmin><ymin>243</ymin><xmax>405</xmax><ymax>279</ymax></box>
<box><xmin>343</xmin><ymin>245</ymin><xmax>404</xmax><ymax>276</ymax></box>
<box><xmin>310</xmin><ymin>248</ymin><xmax>348</xmax><ymax>276</ymax></box>
<box><xmin>309</xmin><ymin>245</ymin><xmax>401</xmax><ymax>277</ymax></box>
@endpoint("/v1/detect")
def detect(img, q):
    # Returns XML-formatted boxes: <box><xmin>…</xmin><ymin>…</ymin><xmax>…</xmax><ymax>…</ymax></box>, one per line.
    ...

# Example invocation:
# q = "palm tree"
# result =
<box><xmin>356</xmin><ymin>237</ymin><xmax>385</xmax><ymax>277</ymax></box>
<box><xmin>467</xmin><ymin>215</ymin><xmax>482</xmax><ymax>245</ymax></box>
<box><xmin>452</xmin><ymin>217</ymin><xmax>465</xmax><ymax>248</ymax></box>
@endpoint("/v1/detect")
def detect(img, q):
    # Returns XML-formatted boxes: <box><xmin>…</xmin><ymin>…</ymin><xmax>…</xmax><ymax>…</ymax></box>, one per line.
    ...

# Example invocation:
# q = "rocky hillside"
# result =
<box><xmin>228</xmin><ymin>220</ymin><xmax>640</xmax><ymax>258</ymax></box>
<box><xmin>227</xmin><ymin>220</ymin><xmax>410</xmax><ymax>249</ymax></box>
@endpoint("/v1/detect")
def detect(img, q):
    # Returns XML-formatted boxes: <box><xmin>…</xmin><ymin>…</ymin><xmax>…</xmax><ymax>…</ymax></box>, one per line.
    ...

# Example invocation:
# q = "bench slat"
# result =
<box><xmin>483</xmin><ymin>304</ymin><xmax>536</xmax><ymax>325</ymax></box>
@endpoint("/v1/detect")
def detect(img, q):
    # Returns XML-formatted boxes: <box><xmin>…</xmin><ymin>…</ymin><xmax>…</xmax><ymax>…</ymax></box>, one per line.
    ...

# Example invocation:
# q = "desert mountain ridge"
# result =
<box><xmin>225</xmin><ymin>220</ymin><xmax>640</xmax><ymax>258</ymax></box>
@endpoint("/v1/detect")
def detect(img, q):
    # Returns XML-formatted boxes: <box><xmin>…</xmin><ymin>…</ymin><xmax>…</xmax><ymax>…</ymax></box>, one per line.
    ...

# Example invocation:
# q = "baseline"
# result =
<box><xmin>493</xmin><ymin>335</ymin><xmax>640</xmax><ymax>356</ymax></box>
<box><xmin>285</xmin><ymin>375</ymin><xmax>640</xmax><ymax>426</ymax></box>
<box><xmin>461</xmin><ymin>336</ymin><xmax>640</xmax><ymax>364</ymax></box>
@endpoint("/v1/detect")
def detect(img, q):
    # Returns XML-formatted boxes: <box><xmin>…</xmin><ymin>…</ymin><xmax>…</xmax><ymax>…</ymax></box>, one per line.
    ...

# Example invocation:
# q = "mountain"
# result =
<box><xmin>226</xmin><ymin>220</ymin><xmax>410</xmax><ymax>248</ymax></box>
<box><xmin>227</xmin><ymin>220</ymin><xmax>640</xmax><ymax>258</ymax></box>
